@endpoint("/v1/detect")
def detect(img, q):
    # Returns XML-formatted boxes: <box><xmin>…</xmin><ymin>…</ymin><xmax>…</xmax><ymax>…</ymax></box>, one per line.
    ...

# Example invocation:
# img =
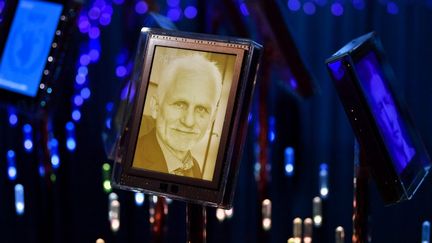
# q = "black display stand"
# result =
<box><xmin>352</xmin><ymin>140</ymin><xmax>370</xmax><ymax>243</ymax></box>
<box><xmin>186</xmin><ymin>204</ymin><xmax>207</xmax><ymax>243</ymax></box>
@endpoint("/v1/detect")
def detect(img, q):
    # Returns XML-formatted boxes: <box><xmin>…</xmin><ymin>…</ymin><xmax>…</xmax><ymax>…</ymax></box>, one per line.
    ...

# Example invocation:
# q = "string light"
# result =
<box><xmin>313</xmin><ymin>196</ymin><xmax>322</xmax><ymax>227</ymax></box>
<box><xmin>38</xmin><ymin>161</ymin><xmax>46</xmax><ymax>178</ymax></box>
<box><xmin>49</xmin><ymin>138</ymin><xmax>60</xmax><ymax>169</ymax></box>
<box><xmin>303</xmin><ymin>218</ymin><xmax>313</xmax><ymax>243</ymax></box>
<box><xmin>7</xmin><ymin>150</ymin><xmax>17</xmax><ymax>181</ymax></box>
<box><xmin>335</xmin><ymin>226</ymin><xmax>345</xmax><ymax>243</ymax></box>
<box><xmin>284</xmin><ymin>147</ymin><xmax>295</xmax><ymax>176</ymax></box>
<box><xmin>216</xmin><ymin>208</ymin><xmax>226</xmax><ymax>222</ymax></box>
<box><xmin>331</xmin><ymin>2</ymin><xmax>344</xmax><ymax>16</ymax></box>
<box><xmin>293</xmin><ymin>218</ymin><xmax>302</xmax><ymax>242</ymax></box>
<box><xmin>102</xmin><ymin>163</ymin><xmax>112</xmax><ymax>193</ymax></box>
<box><xmin>288</xmin><ymin>0</ymin><xmax>302</xmax><ymax>11</ymax></box>
<box><xmin>303</xmin><ymin>2</ymin><xmax>316</xmax><ymax>15</ymax></box>
<box><xmin>268</xmin><ymin>116</ymin><xmax>275</xmax><ymax>142</ymax></box>
<box><xmin>22</xmin><ymin>124</ymin><xmax>33</xmax><ymax>152</ymax></box>
<box><xmin>15</xmin><ymin>184</ymin><xmax>25</xmax><ymax>216</ymax></box>
<box><xmin>109</xmin><ymin>199</ymin><xmax>120</xmax><ymax>232</ymax></box>
<box><xmin>225</xmin><ymin>208</ymin><xmax>234</xmax><ymax>219</ymax></box>
<box><xmin>422</xmin><ymin>221</ymin><xmax>430</xmax><ymax>243</ymax></box>
<box><xmin>319</xmin><ymin>163</ymin><xmax>329</xmax><ymax>198</ymax></box>
<box><xmin>135</xmin><ymin>192</ymin><xmax>145</xmax><ymax>206</ymax></box>
<box><xmin>262</xmin><ymin>199</ymin><xmax>272</xmax><ymax>231</ymax></box>
<box><xmin>8</xmin><ymin>108</ymin><xmax>18</xmax><ymax>126</ymax></box>
<box><xmin>65</xmin><ymin>122</ymin><xmax>77</xmax><ymax>151</ymax></box>
<box><xmin>184</xmin><ymin>6</ymin><xmax>198</xmax><ymax>19</ymax></box>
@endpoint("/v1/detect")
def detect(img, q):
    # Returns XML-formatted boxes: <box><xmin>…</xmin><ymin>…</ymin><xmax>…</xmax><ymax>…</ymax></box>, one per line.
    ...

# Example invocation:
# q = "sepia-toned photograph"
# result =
<box><xmin>132</xmin><ymin>46</ymin><xmax>237</xmax><ymax>181</ymax></box>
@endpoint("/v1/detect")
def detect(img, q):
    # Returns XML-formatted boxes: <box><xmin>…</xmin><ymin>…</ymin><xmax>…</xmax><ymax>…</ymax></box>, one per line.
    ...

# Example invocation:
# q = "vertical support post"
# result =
<box><xmin>186</xmin><ymin>203</ymin><xmax>207</xmax><ymax>243</ymax></box>
<box><xmin>352</xmin><ymin>140</ymin><xmax>370</xmax><ymax>243</ymax></box>
<box><xmin>151</xmin><ymin>197</ymin><xmax>166</xmax><ymax>243</ymax></box>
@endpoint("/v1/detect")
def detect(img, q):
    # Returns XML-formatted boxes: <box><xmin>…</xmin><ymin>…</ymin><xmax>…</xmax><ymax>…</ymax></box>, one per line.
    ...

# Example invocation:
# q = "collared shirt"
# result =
<box><xmin>156</xmin><ymin>134</ymin><xmax>193</xmax><ymax>174</ymax></box>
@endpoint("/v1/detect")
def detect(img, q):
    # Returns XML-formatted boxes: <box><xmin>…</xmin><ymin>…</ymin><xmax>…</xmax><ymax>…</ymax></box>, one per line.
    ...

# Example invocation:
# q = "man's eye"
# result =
<box><xmin>196</xmin><ymin>106</ymin><xmax>209</xmax><ymax>114</ymax></box>
<box><xmin>174</xmin><ymin>102</ymin><xmax>187</xmax><ymax>109</ymax></box>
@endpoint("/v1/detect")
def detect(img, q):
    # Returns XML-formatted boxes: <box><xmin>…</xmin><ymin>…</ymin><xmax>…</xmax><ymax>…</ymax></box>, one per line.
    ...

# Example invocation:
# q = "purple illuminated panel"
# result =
<box><xmin>355</xmin><ymin>52</ymin><xmax>415</xmax><ymax>174</ymax></box>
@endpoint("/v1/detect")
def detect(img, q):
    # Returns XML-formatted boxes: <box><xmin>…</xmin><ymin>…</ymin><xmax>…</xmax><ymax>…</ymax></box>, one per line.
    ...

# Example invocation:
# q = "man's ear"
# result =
<box><xmin>150</xmin><ymin>95</ymin><xmax>158</xmax><ymax>119</ymax></box>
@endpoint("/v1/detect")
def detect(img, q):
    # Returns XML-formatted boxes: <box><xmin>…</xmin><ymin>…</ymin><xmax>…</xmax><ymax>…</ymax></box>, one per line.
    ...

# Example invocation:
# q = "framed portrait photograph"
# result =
<box><xmin>112</xmin><ymin>28</ymin><xmax>262</xmax><ymax>208</ymax></box>
<box><xmin>0</xmin><ymin>0</ymin><xmax>80</xmax><ymax>111</ymax></box>
<box><xmin>326</xmin><ymin>32</ymin><xmax>431</xmax><ymax>204</ymax></box>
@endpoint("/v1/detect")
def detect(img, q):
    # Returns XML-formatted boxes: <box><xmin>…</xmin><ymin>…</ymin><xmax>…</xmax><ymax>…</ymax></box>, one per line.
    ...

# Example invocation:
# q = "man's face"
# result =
<box><xmin>155</xmin><ymin>72</ymin><xmax>219</xmax><ymax>153</ymax></box>
<box><xmin>370</xmin><ymin>74</ymin><xmax>403</xmax><ymax>146</ymax></box>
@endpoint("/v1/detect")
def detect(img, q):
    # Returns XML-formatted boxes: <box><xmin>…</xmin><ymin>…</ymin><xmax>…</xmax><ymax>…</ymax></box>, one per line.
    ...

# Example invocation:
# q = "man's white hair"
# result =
<box><xmin>156</xmin><ymin>54</ymin><xmax>223</xmax><ymax>106</ymax></box>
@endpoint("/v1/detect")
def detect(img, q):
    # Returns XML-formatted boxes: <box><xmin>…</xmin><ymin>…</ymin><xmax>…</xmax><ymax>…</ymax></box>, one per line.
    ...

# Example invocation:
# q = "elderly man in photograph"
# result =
<box><xmin>133</xmin><ymin>54</ymin><xmax>223</xmax><ymax>179</ymax></box>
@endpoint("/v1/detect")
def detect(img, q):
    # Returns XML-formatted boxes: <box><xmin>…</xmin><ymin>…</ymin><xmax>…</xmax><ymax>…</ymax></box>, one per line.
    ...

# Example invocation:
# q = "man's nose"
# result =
<box><xmin>181</xmin><ymin>108</ymin><xmax>195</xmax><ymax>128</ymax></box>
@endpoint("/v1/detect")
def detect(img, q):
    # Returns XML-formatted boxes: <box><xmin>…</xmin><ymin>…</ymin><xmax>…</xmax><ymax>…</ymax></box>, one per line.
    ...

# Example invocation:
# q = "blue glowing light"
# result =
<box><xmin>51</xmin><ymin>155</ymin><xmax>60</xmax><ymax>169</ymax></box>
<box><xmin>66</xmin><ymin>121</ymin><xmax>75</xmax><ymax>131</ymax></box>
<box><xmin>89</xmin><ymin>49</ymin><xmax>100</xmax><ymax>62</ymax></box>
<box><xmin>106</xmin><ymin>102</ymin><xmax>114</xmax><ymax>112</ymax></box>
<box><xmin>8</xmin><ymin>150</ymin><xmax>15</xmax><ymax>158</ymax></box>
<box><xmin>135</xmin><ymin>1</ymin><xmax>148</xmax><ymax>14</ymax></box>
<box><xmin>116</xmin><ymin>66</ymin><xmax>127</xmax><ymax>77</ymax></box>
<box><xmin>24</xmin><ymin>140</ymin><xmax>33</xmax><ymax>151</ymax></box>
<box><xmin>314</xmin><ymin>0</ymin><xmax>327</xmax><ymax>6</ymax></box>
<box><xmin>99</xmin><ymin>13</ymin><xmax>112</xmax><ymax>26</ymax></box>
<box><xmin>288</xmin><ymin>0</ymin><xmax>301</xmax><ymax>11</ymax></box>
<box><xmin>106</xmin><ymin>118</ymin><xmax>112</xmax><ymax>129</ymax></box>
<box><xmin>352</xmin><ymin>0</ymin><xmax>365</xmax><ymax>10</ymax></box>
<box><xmin>8</xmin><ymin>167</ymin><xmax>17</xmax><ymax>180</ymax></box>
<box><xmin>39</xmin><ymin>163</ymin><xmax>46</xmax><ymax>177</ymax></box>
<box><xmin>7</xmin><ymin>149</ymin><xmax>17</xmax><ymax>180</ymax></box>
<box><xmin>422</xmin><ymin>221</ymin><xmax>430</xmax><ymax>243</ymax></box>
<box><xmin>268</xmin><ymin>116</ymin><xmax>276</xmax><ymax>142</ymax></box>
<box><xmin>89</xmin><ymin>27</ymin><xmax>101</xmax><ymax>39</ymax></box>
<box><xmin>285</xmin><ymin>164</ymin><xmax>294</xmax><ymax>174</ymax></box>
<box><xmin>135</xmin><ymin>192</ymin><xmax>145</xmax><ymax>206</ymax></box>
<box><xmin>113</xmin><ymin>0</ymin><xmax>125</xmax><ymax>4</ymax></box>
<box><xmin>76</xmin><ymin>74</ymin><xmax>86</xmax><ymax>85</ymax></box>
<box><xmin>387</xmin><ymin>2</ymin><xmax>398</xmax><ymax>14</ymax></box>
<box><xmin>319</xmin><ymin>163</ymin><xmax>329</xmax><ymax>198</ymax></box>
<box><xmin>248</xmin><ymin>113</ymin><xmax>252</xmax><ymax>123</ymax></box>
<box><xmin>303</xmin><ymin>2</ymin><xmax>316</xmax><ymax>15</ymax></box>
<box><xmin>284</xmin><ymin>147</ymin><xmax>295</xmax><ymax>176</ymax></box>
<box><xmin>9</xmin><ymin>113</ymin><xmax>18</xmax><ymax>126</ymax></box>
<box><xmin>290</xmin><ymin>78</ymin><xmax>298</xmax><ymax>89</ymax></box>
<box><xmin>167</xmin><ymin>0</ymin><xmax>180</xmax><ymax>7</ymax></box>
<box><xmin>66</xmin><ymin>138</ymin><xmax>76</xmax><ymax>151</ymax></box>
<box><xmin>81</xmin><ymin>87</ymin><xmax>91</xmax><ymax>99</ymax></box>
<box><xmin>102</xmin><ymin>5</ymin><xmax>114</xmax><ymax>15</ymax></box>
<box><xmin>50</xmin><ymin>138</ymin><xmax>59</xmax><ymax>147</ymax></box>
<box><xmin>78</xmin><ymin>66</ymin><xmax>88</xmax><ymax>76</ymax></box>
<box><xmin>15</xmin><ymin>184</ymin><xmax>25</xmax><ymax>216</ymax></box>
<box><xmin>89</xmin><ymin>7</ymin><xmax>101</xmax><ymax>20</ymax></box>
<box><xmin>184</xmin><ymin>6</ymin><xmax>198</xmax><ymax>19</ymax></box>
<box><xmin>78</xmin><ymin>18</ymin><xmax>91</xmax><ymax>33</ymax></box>
<box><xmin>47</xmin><ymin>87</ymin><xmax>52</xmax><ymax>94</ymax></box>
<box><xmin>167</xmin><ymin>8</ymin><xmax>182</xmax><ymax>21</ymax></box>
<box><xmin>80</xmin><ymin>55</ymin><xmax>91</xmax><ymax>66</ymax></box>
<box><xmin>331</xmin><ymin>3</ymin><xmax>344</xmax><ymax>16</ymax></box>
<box><xmin>239</xmin><ymin>3</ymin><xmax>250</xmax><ymax>16</ymax></box>
<box><xmin>72</xmin><ymin>110</ymin><xmax>82</xmax><ymax>121</ymax></box>
<box><xmin>23</xmin><ymin>124</ymin><xmax>32</xmax><ymax>133</ymax></box>
<box><xmin>74</xmin><ymin>95</ymin><xmax>84</xmax><ymax>106</ymax></box>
